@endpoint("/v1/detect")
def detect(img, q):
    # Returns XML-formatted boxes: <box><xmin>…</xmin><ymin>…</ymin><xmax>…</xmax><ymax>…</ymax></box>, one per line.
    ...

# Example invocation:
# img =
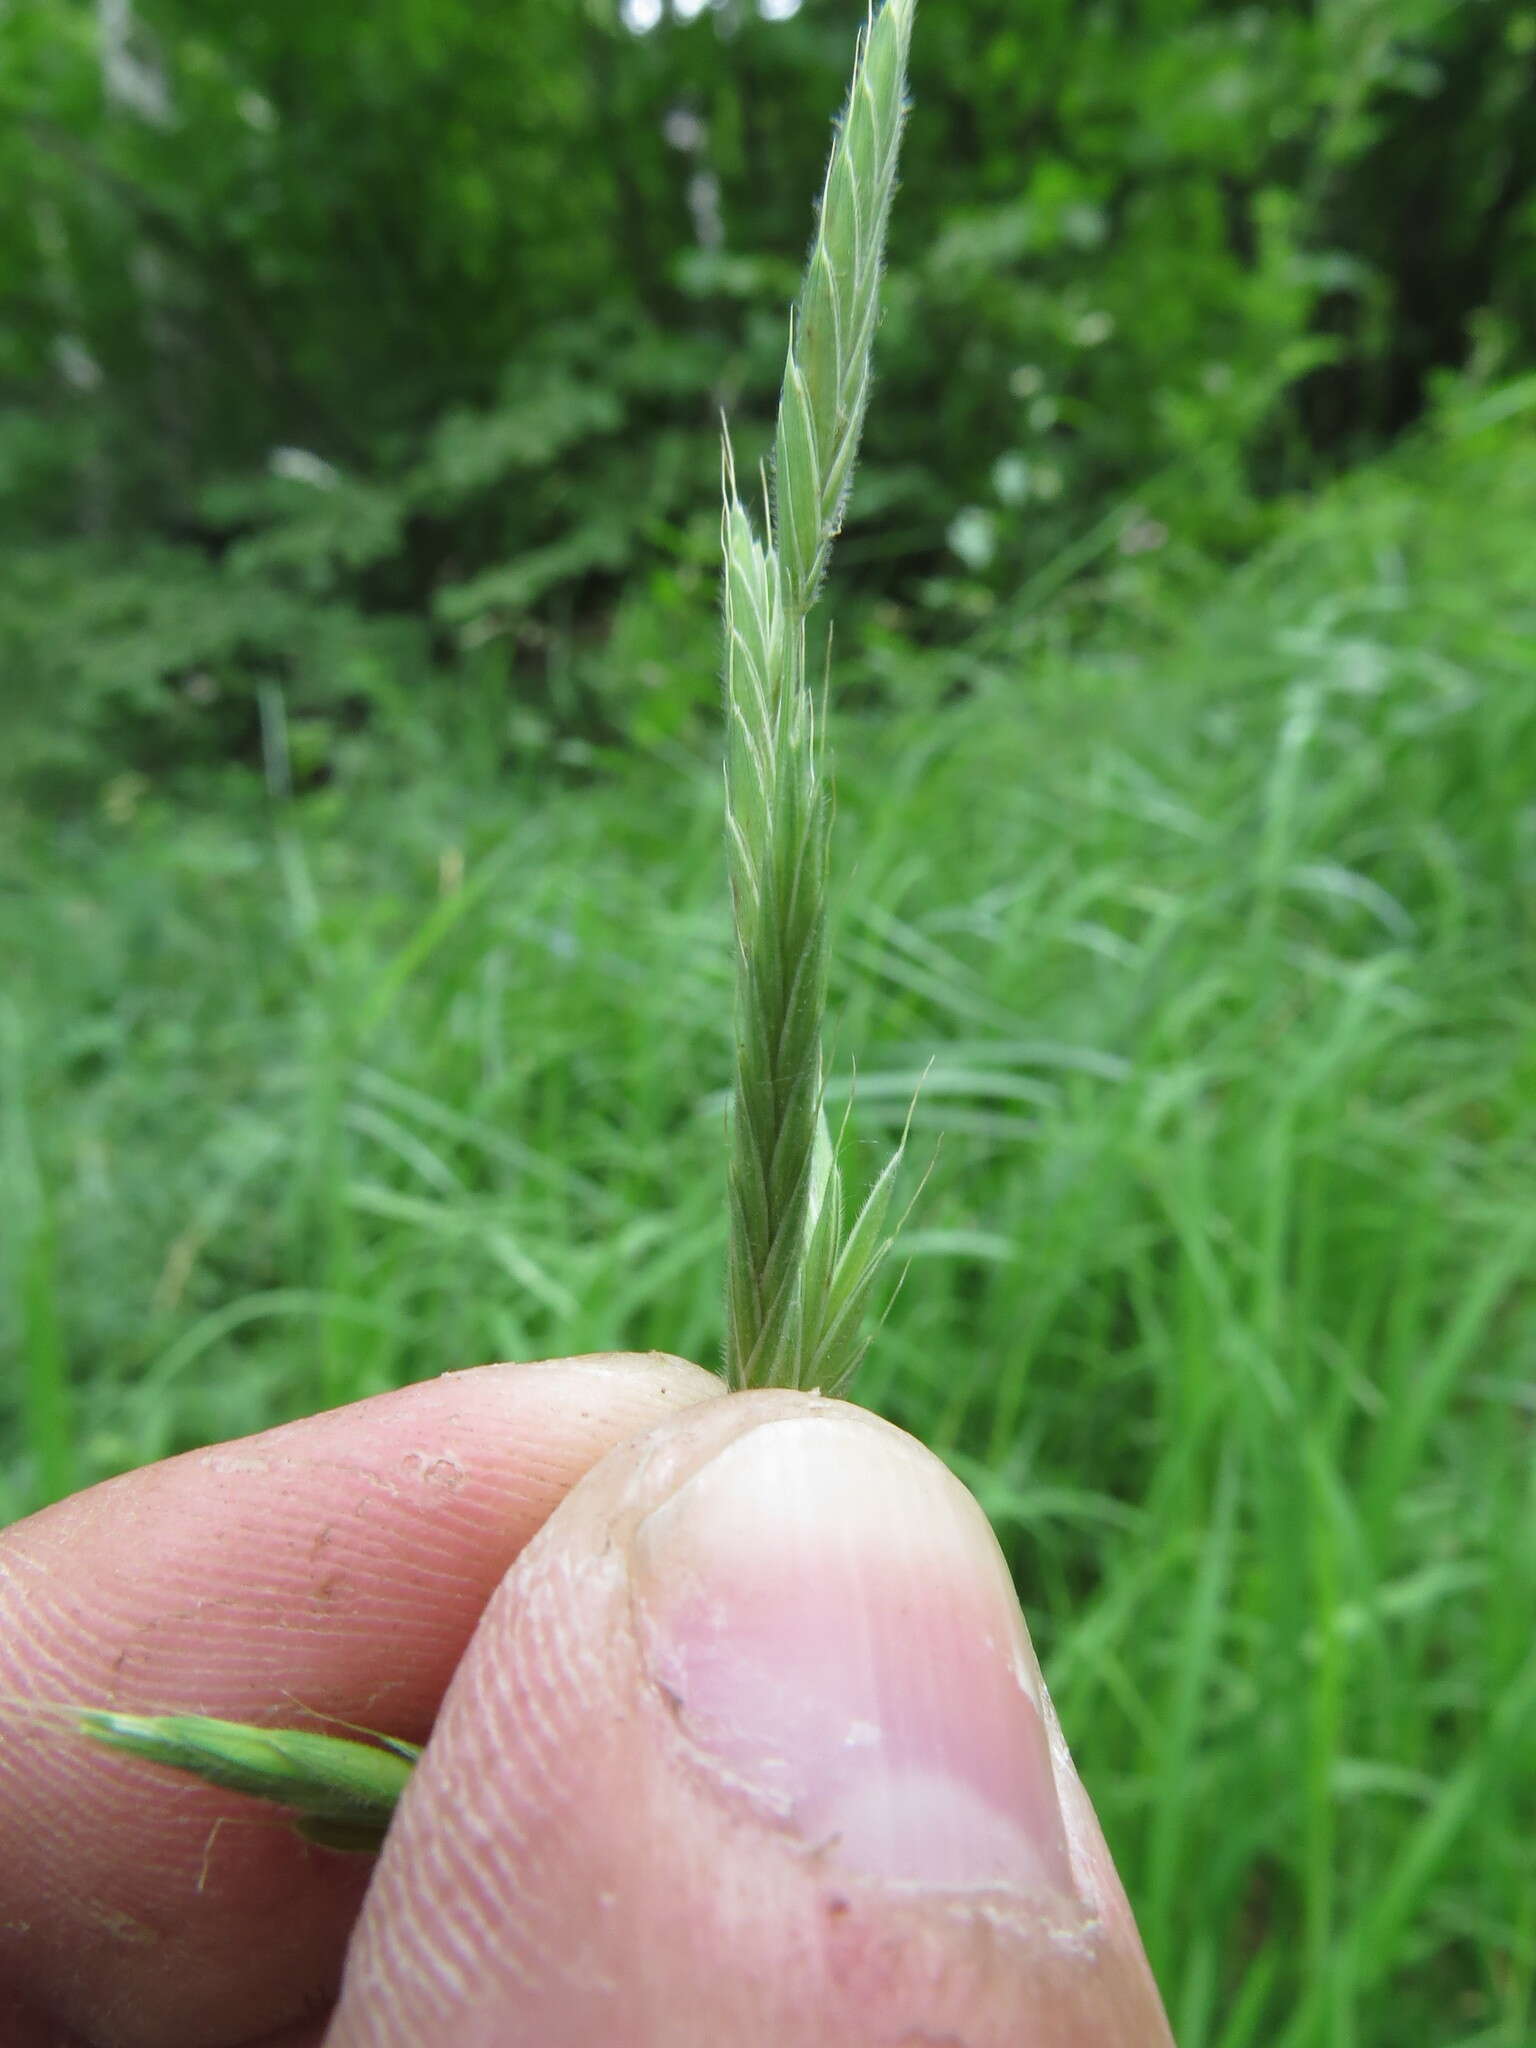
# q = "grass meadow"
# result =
<box><xmin>4</xmin><ymin>389</ymin><xmax>1535</xmax><ymax>2043</ymax></box>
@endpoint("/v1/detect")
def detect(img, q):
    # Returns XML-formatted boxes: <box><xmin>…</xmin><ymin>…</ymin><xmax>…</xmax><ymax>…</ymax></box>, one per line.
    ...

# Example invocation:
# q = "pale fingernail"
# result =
<box><xmin>631</xmin><ymin>1413</ymin><xmax>1077</xmax><ymax>1898</ymax></box>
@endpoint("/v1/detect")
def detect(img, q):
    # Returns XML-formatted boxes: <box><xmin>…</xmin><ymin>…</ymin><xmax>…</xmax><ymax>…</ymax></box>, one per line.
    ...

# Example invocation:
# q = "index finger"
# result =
<box><xmin>0</xmin><ymin>1354</ymin><xmax>721</xmax><ymax>2048</ymax></box>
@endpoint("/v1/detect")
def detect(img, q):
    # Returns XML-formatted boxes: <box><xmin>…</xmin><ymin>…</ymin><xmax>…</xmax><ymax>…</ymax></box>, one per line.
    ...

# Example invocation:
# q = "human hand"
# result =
<box><xmin>0</xmin><ymin>1355</ymin><xmax>1174</xmax><ymax>2046</ymax></box>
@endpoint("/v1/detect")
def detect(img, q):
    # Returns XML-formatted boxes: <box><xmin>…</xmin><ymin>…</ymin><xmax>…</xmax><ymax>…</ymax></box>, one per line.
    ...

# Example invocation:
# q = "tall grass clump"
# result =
<box><xmin>9</xmin><ymin>0</ymin><xmax>920</xmax><ymax>1847</ymax></box>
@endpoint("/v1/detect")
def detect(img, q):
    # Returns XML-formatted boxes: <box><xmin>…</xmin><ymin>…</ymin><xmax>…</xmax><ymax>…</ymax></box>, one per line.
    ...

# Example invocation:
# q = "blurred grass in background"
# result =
<box><xmin>6</xmin><ymin>382</ymin><xmax>1535</xmax><ymax>2045</ymax></box>
<box><xmin>4</xmin><ymin>0</ymin><xmax>1536</xmax><ymax>2040</ymax></box>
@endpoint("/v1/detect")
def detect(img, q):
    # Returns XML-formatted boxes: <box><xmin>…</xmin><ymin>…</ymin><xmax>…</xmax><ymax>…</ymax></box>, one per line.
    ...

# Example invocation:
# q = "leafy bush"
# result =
<box><xmin>3</xmin><ymin>0</ymin><xmax>1532</xmax><ymax>787</ymax></box>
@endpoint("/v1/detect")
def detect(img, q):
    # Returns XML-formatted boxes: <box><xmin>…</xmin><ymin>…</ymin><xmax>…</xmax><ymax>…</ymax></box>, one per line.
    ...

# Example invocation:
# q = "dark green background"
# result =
<box><xmin>4</xmin><ymin>0</ymin><xmax>1533</xmax><ymax>784</ymax></box>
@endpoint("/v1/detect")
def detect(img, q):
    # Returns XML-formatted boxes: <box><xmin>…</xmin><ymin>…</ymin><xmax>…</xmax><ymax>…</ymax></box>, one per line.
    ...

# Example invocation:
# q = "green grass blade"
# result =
<box><xmin>0</xmin><ymin>1004</ymin><xmax>75</xmax><ymax>1504</ymax></box>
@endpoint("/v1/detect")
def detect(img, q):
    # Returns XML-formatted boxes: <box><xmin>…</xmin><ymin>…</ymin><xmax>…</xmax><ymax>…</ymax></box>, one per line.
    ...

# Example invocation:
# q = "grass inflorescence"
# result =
<box><xmin>723</xmin><ymin>0</ymin><xmax>917</xmax><ymax>1395</ymax></box>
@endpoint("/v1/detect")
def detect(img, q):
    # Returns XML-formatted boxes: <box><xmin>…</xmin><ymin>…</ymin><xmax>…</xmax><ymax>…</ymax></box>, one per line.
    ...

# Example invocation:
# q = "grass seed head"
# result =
<box><xmin>64</xmin><ymin>1705</ymin><xmax>418</xmax><ymax>1852</ymax></box>
<box><xmin>722</xmin><ymin>0</ymin><xmax>918</xmax><ymax>1396</ymax></box>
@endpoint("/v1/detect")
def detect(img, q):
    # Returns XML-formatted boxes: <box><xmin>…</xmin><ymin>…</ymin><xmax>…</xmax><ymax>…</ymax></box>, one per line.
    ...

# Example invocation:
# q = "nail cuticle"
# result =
<box><xmin>629</xmin><ymin>1417</ymin><xmax>1079</xmax><ymax>1901</ymax></box>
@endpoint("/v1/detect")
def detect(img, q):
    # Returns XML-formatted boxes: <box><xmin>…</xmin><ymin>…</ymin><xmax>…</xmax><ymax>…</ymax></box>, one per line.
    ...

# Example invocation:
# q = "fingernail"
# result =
<box><xmin>631</xmin><ymin>1413</ymin><xmax>1076</xmax><ymax>1898</ymax></box>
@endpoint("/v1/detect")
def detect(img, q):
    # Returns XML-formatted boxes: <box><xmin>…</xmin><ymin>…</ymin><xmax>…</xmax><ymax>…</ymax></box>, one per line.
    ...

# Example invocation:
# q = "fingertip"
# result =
<box><xmin>335</xmin><ymin>1394</ymin><xmax>1173</xmax><ymax>2046</ymax></box>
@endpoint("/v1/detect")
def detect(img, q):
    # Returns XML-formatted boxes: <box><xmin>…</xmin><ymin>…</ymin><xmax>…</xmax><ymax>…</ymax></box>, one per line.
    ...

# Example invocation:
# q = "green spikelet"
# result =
<box><xmin>66</xmin><ymin>1705</ymin><xmax>419</xmax><ymax>1853</ymax></box>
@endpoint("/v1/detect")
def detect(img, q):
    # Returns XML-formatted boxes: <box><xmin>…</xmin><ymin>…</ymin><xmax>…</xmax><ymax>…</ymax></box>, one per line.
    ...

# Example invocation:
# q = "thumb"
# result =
<box><xmin>329</xmin><ymin>1392</ymin><xmax>1173</xmax><ymax>2047</ymax></box>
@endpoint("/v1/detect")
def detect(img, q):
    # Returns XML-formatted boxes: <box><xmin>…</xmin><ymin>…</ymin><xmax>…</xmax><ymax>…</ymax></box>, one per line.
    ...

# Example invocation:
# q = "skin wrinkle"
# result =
<box><xmin>346</xmin><ymin>1539</ymin><xmax>611</xmax><ymax>2026</ymax></box>
<box><xmin>55</xmin><ymin>1433</ymin><xmax>617</xmax><ymax>1705</ymax></box>
<box><xmin>399</xmin><ymin>1811</ymin><xmax>486</xmax><ymax>2004</ymax></box>
<box><xmin>345</xmin><ymin>1381</ymin><xmax>735</xmax><ymax>2035</ymax></box>
<box><xmin>471</xmin><ymin>1559</ymin><xmax>594</xmax><ymax>1989</ymax></box>
<box><xmin>414</xmin><ymin>1777</ymin><xmax>539</xmax><ymax>2003</ymax></box>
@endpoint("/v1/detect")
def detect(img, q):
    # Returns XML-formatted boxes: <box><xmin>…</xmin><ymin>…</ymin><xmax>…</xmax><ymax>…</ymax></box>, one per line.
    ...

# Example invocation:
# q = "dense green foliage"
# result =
<box><xmin>6</xmin><ymin>383</ymin><xmax>1536</xmax><ymax>2042</ymax></box>
<box><xmin>4</xmin><ymin>0</ymin><xmax>1535</xmax><ymax>783</ymax></box>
